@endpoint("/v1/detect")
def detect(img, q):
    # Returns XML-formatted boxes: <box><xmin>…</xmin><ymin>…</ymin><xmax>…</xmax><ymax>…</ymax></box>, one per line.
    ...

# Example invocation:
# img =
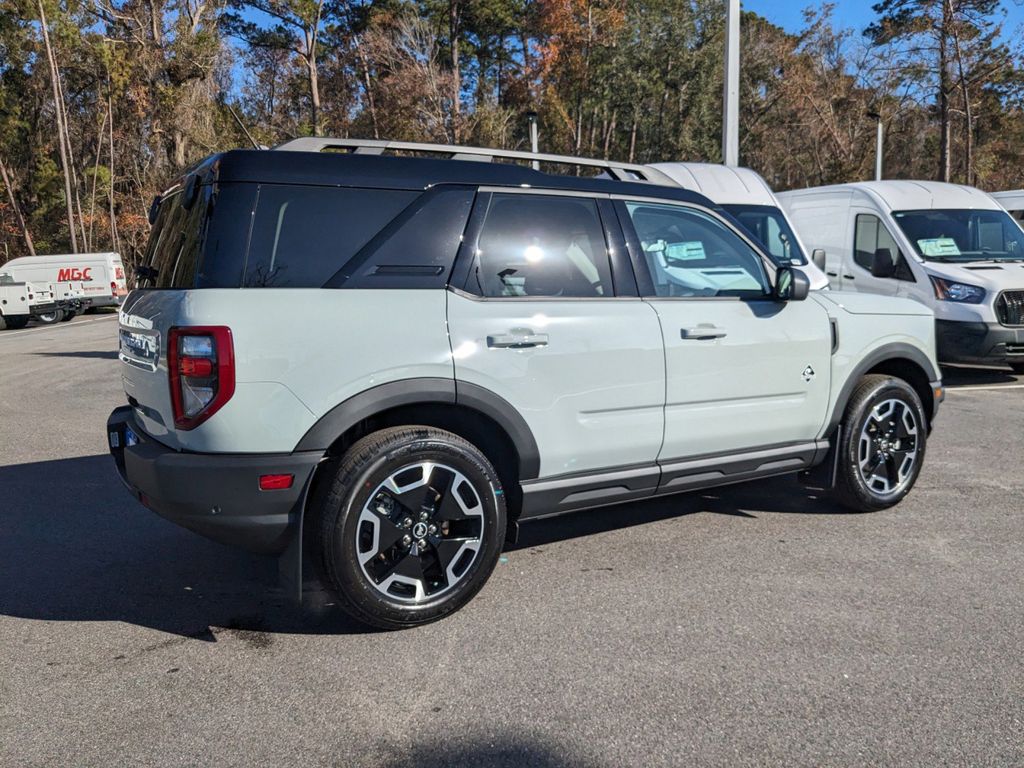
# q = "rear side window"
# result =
<box><xmin>243</xmin><ymin>185</ymin><xmax>417</xmax><ymax>288</ymax></box>
<box><xmin>467</xmin><ymin>193</ymin><xmax>613</xmax><ymax>298</ymax></box>
<box><xmin>145</xmin><ymin>185</ymin><xmax>214</xmax><ymax>289</ymax></box>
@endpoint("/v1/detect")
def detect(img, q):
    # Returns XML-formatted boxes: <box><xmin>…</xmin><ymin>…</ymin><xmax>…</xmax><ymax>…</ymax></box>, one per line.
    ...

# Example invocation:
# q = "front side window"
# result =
<box><xmin>854</xmin><ymin>214</ymin><xmax>904</xmax><ymax>275</ymax></box>
<box><xmin>470</xmin><ymin>193</ymin><xmax>612</xmax><ymax>298</ymax></box>
<box><xmin>892</xmin><ymin>208</ymin><xmax>1024</xmax><ymax>263</ymax></box>
<box><xmin>625</xmin><ymin>202</ymin><xmax>770</xmax><ymax>298</ymax></box>
<box><xmin>722</xmin><ymin>204</ymin><xmax>807</xmax><ymax>266</ymax></box>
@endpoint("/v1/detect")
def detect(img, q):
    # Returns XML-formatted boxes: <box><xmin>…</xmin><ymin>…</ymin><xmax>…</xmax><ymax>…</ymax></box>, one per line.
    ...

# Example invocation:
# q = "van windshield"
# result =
<box><xmin>721</xmin><ymin>204</ymin><xmax>807</xmax><ymax>266</ymax></box>
<box><xmin>892</xmin><ymin>209</ymin><xmax>1024</xmax><ymax>262</ymax></box>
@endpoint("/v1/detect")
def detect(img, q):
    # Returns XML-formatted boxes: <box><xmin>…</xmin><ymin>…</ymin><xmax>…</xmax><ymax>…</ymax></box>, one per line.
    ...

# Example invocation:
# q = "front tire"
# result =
<box><xmin>832</xmin><ymin>374</ymin><xmax>927</xmax><ymax>512</ymax></box>
<box><xmin>313</xmin><ymin>426</ymin><xmax>506</xmax><ymax>629</ymax></box>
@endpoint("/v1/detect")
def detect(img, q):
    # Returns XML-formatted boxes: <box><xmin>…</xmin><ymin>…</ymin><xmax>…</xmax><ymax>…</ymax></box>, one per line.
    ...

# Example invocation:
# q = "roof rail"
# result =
<box><xmin>272</xmin><ymin>137</ymin><xmax>675</xmax><ymax>185</ymax></box>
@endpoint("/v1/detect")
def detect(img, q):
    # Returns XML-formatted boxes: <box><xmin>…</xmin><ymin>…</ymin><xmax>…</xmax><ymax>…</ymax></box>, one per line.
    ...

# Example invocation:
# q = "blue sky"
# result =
<box><xmin>743</xmin><ymin>0</ymin><xmax>1024</xmax><ymax>38</ymax></box>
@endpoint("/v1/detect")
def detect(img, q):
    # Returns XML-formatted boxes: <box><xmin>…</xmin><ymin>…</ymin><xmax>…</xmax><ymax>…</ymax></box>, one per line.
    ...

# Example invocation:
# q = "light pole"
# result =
<box><xmin>867</xmin><ymin>111</ymin><xmax>884</xmax><ymax>181</ymax></box>
<box><xmin>722</xmin><ymin>0</ymin><xmax>740</xmax><ymax>167</ymax></box>
<box><xmin>526</xmin><ymin>111</ymin><xmax>539</xmax><ymax>170</ymax></box>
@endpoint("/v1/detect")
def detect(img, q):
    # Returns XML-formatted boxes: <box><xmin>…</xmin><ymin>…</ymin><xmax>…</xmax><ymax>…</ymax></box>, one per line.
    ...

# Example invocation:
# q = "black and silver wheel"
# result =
<box><xmin>35</xmin><ymin>309</ymin><xmax>63</xmax><ymax>324</ymax></box>
<box><xmin>314</xmin><ymin>426</ymin><xmax>506</xmax><ymax>629</ymax></box>
<box><xmin>832</xmin><ymin>374</ymin><xmax>927</xmax><ymax>512</ymax></box>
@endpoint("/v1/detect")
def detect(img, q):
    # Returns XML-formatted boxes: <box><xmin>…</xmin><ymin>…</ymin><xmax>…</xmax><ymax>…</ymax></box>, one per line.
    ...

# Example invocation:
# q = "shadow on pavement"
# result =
<box><xmin>0</xmin><ymin>453</ymin><xmax>368</xmax><ymax>639</ymax></box>
<box><xmin>1</xmin><ymin>453</ymin><xmax>837</xmax><ymax>639</ymax></box>
<box><xmin>378</xmin><ymin>737</ymin><xmax>596</xmax><ymax>768</ymax></box>
<box><xmin>940</xmin><ymin>364</ymin><xmax>1019</xmax><ymax>387</ymax></box>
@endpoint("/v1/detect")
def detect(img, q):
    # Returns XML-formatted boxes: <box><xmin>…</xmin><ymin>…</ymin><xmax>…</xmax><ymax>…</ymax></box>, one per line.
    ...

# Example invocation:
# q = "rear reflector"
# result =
<box><xmin>259</xmin><ymin>474</ymin><xmax>294</xmax><ymax>491</ymax></box>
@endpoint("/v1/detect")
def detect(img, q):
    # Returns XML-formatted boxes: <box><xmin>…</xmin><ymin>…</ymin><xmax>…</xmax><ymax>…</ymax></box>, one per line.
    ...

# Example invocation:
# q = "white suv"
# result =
<box><xmin>107</xmin><ymin>140</ymin><xmax>943</xmax><ymax>628</ymax></box>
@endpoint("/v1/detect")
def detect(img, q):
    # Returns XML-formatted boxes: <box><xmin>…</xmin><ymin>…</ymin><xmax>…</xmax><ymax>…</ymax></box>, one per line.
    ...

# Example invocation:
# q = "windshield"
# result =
<box><xmin>892</xmin><ymin>208</ymin><xmax>1024</xmax><ymax>262</ymax></box>
<box><xmin>722</xmin><ymin>204</ymin><xmax>807</xmax><ymax>265</ymax></box>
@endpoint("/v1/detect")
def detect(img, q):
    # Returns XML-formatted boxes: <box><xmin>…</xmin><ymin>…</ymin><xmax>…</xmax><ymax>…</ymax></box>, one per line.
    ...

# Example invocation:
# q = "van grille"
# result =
<box><xmin>996</xmin><ymin>291</ymin><xmax>1024</xmax><ymax>326</ymax></box>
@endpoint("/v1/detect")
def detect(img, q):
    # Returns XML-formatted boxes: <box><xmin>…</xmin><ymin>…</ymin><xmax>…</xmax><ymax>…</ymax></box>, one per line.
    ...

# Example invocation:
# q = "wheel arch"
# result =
<box><xmin>295</xmin><ymin>377</ymin><xmax>540</xmax><ymax>510</ymax></box>
<box><xmin>827</xmin><ymin>343</ymin><xmax>939</xmax><ymax>433</ymax></box>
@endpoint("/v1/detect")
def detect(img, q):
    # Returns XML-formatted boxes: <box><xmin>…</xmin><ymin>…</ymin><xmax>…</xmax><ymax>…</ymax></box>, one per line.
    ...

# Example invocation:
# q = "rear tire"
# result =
<box><xmin>59</xmin><ymin>310</ymin><xmax>76</xmax><ymax>322</ymax></box>
<box><xmin>313</xmin><ymin>426</ymin><xmax>506</xmax><ymax>629</ymax></box>
<box><xmin>831</xmin><ymin>374</ymin><xmax>927</xmax><ymax>512</ymax></box>
<box><xmin>35</xmin><ymin>309</ymin><xmax>63</xmax><ymax>324</ymax></box>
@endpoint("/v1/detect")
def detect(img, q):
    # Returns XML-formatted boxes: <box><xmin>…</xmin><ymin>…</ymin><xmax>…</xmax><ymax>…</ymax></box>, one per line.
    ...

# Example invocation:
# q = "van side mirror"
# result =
<box><xmin>775</xmin><ymin>267</ymin><xmax>810</xmax><ymax>301</ymax></box>
<box><xmin>871</xmin><ymin>248</ymin><xmax>896</xmax><ymax>278</ymax></box>
<box><xmin>811</xmin><ymin>248</ymin><xmax>826</xmax><ymax>271</ymax></box>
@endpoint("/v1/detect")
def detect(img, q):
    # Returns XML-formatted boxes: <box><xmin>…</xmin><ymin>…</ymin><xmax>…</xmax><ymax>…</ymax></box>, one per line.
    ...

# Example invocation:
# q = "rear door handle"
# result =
<box><xmin>487</xmin><ymin>329</ymin><xmax>549</xmax><ymax>349</ymax></box>
<box><xmin>680</xmin><ymin>325</ymin><xmax>727</xmax><ymax>341</ymax></box>
<box><xmin>842</xmin><ymin>274</ymin><xmax>855</xmax><ymax>280</ymax></box>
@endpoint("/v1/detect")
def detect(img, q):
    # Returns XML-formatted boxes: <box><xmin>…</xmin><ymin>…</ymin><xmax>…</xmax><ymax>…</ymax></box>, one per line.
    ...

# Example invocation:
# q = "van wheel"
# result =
<box><xmin>313</xmin><ymin>426</ymin><xmax>506</xmax><ymax>629</ymax></box>
<box><xmin>832</xmin><ymin>374</ymin><xmax>927</xmax><ymax>512</ymax></box>
<box><xmin>0</xmin><ymin>314</ymin><xmax>6</xmax><ymax>331</ymax></box>
<box><xmin>36</xmin><ymin>309</ymin><xmax>63</xmax><ymax>324</ymax></box>
<box><xmin>59</xmin><ymin>310</ymin><xmax>76</xmax><ymax>322</ymax></box>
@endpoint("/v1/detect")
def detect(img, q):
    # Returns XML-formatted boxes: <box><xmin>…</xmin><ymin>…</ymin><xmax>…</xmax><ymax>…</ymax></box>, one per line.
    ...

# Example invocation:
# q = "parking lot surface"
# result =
<box><xmin>1</xmin><ymin>316</ymin><xmax>1022</xmax><ymax>767</ymax></box>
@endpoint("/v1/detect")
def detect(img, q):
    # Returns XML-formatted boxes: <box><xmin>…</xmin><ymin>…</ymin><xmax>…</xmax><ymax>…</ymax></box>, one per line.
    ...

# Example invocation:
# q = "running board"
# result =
<box><xmin>520</xmin><ymin>441</ymin><xmax>828</xmax><ymax>520</ymax></box>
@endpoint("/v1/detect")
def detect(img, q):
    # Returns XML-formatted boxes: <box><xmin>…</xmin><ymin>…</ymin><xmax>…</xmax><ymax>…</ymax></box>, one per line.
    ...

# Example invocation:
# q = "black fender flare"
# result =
<box><xmin>294</xmin><ymin>377</ymin><xmax>541</xmax><ymax>480</ymax></box>
<box><xmin>825</xmin><ymin>342</ymin><xmax>940</xmax><ymax>433</ymax></box>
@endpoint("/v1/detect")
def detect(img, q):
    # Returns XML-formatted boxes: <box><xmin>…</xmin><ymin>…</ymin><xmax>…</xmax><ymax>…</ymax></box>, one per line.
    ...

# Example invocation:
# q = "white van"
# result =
<box><xmin>991</xmin><ymin>190</ymin><xmax>1024</xmax><ymax>224</ymax></box>
<box><xmin>646</xmin><ymin>162</ymin><xmax>830</xmax><ymax>290</ymax></box>
<box><xmin>1</xmin><ymin>252</ymin><xmax>127</xmax><ymax>309</ymax></box>
<box><xmin>779</xmin><ymin>181</ymin><xmax>1024</xmax><ymax>370</ymax></box>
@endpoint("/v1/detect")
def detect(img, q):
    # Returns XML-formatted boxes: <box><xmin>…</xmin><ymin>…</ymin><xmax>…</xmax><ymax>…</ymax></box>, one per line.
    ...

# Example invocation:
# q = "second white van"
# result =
<box><xmin>647</xmin><ymin>162</ymin><xmax>829</xmax><ymax>290</ymax></box>
<box><xmin>780</xmin><ymin>181</ymin><xmax>1024</xmax><ymax>370</ymax></box>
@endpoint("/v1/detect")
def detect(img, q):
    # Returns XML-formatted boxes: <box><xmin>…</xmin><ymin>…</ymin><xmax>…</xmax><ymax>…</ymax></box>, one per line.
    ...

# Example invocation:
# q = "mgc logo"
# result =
<box><xmin>57</xmin><ymin>267</ymin><xmax>93</xmax><ymax>281</ymax></box>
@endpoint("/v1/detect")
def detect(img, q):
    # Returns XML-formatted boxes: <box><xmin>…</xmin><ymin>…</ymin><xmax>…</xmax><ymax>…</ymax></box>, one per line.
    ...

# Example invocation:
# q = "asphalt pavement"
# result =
<box><xmin>1</xmin><ymin>315</ymin><xmax>1022</xmax><ymax>767</ymax></box>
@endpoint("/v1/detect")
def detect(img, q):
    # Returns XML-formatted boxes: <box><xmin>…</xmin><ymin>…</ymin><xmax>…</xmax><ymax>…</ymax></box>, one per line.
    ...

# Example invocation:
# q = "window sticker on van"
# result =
<box><xmin>917</xmin><ymin>238</ymin><xmax>961</xmax><ymax>257</ymax></box>
<box><xmin>666</xmin><ymin>241</ymin><xmax>707</xmax><ymax>261</ymax></box>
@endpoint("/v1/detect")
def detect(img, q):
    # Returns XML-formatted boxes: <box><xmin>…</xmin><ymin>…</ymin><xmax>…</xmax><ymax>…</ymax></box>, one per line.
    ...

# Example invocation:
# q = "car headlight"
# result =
<box><xmin>930</xmin><ymin>276</ymin><xmax>986</xmax><ymax>304</ymax></box>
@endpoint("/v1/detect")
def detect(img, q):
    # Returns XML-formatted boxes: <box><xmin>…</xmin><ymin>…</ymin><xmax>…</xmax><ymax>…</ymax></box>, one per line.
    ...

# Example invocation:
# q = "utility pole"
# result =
<box><xmin>722</xmin><ymin>0</ymin><xmax>740</xmax><ymax>167</ymax></box>
<box><xmin>526</xmin><ymin>111</ymin><xmax>539</xmax><ymax>170</ymax></box>
<box><xmin>867</xmin><ymin>111</ymin><xmax>884</xmax><ymax>180</ymax></box>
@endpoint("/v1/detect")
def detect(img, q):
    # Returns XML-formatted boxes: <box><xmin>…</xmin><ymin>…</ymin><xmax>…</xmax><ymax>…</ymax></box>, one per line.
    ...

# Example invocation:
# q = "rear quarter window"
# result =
<box><xmin>242</xmin><ymin>185</ymin><xmax>418</xmax><ymax>288</ymax></box>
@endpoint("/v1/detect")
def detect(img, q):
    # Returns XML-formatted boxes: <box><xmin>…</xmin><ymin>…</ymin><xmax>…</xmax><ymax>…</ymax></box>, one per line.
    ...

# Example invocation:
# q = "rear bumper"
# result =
<box><xmin>936</xmin><ymin>320</ymin><xmax>1024</xmax><ymax>365</ymax></box>
<box><xmin>106</xmin><ymin>406</ymin><xmax>322</xmax><ymax>554</ymax></box>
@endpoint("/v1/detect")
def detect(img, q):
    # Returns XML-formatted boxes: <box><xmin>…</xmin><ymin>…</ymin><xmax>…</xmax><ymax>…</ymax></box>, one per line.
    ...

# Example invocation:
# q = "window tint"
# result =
<box><xmin>326</xmin><ymin>186</ymin><xmax>474</xmax><ymax>289</ymax></box>
<box><xmin>145</xmin><ymin>185</ymin><xmax>213</xmax><ymax>289</ymax></box>
<box><xmin>243</xmin><ymin>185</ymin><xmax>417</xmax><ymax>288</ymax></box>
<box><xmin>625</xmin><ymin>202</ymin><xmax>770</xmax><ymax>297</ymax></box>
<box><xmin>854</xmin><ymin>214</ymin><xmax>902</xmax><ymax>275</ymax></box>
<box><xmin>470</xmin><ymin>193</ymin><xmax>612</xmax><ymax>298</ymax></box>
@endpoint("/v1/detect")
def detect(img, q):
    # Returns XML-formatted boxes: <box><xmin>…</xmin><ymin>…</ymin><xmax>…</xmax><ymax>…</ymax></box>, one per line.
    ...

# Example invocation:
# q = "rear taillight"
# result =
<box><xmin>167</xmin><ymin>326</ymin><xmax>235</xmax><ymax>430</ymax></box>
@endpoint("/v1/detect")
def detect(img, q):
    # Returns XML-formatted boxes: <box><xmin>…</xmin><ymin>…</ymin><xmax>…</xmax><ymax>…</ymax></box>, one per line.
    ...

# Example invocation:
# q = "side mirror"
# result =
<box><xmin>871</xmin><ymin>248</ymin><xmax>896</xmax><ymax>279</ymax></box>
<box><xmin>775</xmin><ymin>267</ymin><xmax>810</xmax><ymax>301</ymax></box>
<box><xmin>811</xmin><ymin>248</ymin><xmax>826</xmax><ymax>271</ymax></box>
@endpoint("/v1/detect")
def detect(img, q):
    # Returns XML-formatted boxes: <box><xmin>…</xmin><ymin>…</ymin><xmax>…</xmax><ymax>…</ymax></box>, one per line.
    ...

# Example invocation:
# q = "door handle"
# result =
<box><xmin>487</xmin><ymin>328</ymin><xmax>549</xmax><ymax>349</ymax></box>
<box><xmin>680</xmin><ymin>325</ymin><xmax>727</xmax><ymax>341</ymax></box>
<box><xmin>842</xmin><ymin>274</ymin><xmax>855</xmax><ymax>280</ymax></box>
<box><xmin>826</xmin><ymin>270</ymin><xmax>838</xmax><ymax>277</ymax></box>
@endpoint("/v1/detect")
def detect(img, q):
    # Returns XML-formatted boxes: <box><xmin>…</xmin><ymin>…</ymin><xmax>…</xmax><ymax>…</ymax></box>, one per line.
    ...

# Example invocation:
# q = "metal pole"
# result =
<box><xmin>867</xmin><ymin>111</ymin><xmax>883</xmax><ymax>180</ymax></box>
<box><xmin>527</xmin><ymin>112</ymin><xmax>539</xmax><ymax>171</ymax></box>
<box><xmin>875</xmin><ymin>119</ymin><xmax>884</xmax><ymax>181</ymax></box>
<box><xmin>722</xmin><ymin>0</ymin><xmax>740</xmax><ymax>167</ymax></box>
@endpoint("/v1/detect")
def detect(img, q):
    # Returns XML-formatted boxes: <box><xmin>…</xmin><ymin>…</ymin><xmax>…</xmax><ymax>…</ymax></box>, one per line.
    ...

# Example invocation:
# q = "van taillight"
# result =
<box><xmin>167</xmin><ymin>326</ymin><xmax>235</xmax><ymax>430</ymax></box>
